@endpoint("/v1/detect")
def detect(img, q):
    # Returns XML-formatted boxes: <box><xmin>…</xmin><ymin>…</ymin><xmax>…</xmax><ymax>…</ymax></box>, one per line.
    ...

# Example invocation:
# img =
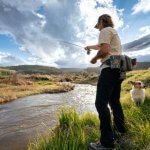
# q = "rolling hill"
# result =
<box><xmin>1</xmin><ymin>62</ymin><xmax>150</xmax><ymax>75</ymax></box>
<box><xmin>4</xmin><ymin>65</ymin><xmax>63</xmax><ymax>75</ymax></box>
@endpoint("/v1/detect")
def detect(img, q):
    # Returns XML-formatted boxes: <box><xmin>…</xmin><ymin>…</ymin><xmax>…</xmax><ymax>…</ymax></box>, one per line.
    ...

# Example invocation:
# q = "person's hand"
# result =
<box><xmin>84</xmin><ymin>46</ymin><xmax>90</xmax><ymax>51</ymax></box>
<box><xmin>90</xmin><ymin>57</ymin><xmax>97</xmax><ymax>64</ymax></box>
<box><xmin>84</xmin><ymin>46</ymin><xmax>91</xmax><ymax>55</ymax></box>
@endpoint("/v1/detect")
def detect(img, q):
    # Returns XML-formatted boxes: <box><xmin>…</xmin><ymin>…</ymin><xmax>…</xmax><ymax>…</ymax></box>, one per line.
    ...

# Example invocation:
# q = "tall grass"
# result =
<box><xmin>28</xmin><ymin>70</ymin><xmax>150</xmax><ymax>150</ymax></box>
<box><xmin>28</xmin><ymin>101</ymin><xmax>150</xmax><ymax>150</ymax></box>
<box><xmin>28</xmin><ymin>108</ymin><xmax>100</xmax><ymax>150</ymax></box>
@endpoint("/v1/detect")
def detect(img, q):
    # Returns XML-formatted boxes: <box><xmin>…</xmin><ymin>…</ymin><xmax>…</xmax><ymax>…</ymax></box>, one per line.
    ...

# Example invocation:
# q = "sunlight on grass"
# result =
<box><xmin>0</xmin><ymin>74</ymin><xmax>74</xmax><ymax>104</ymax></box>
<box><xmin>28</xmin><ymin>107</ymin><xmax>100</xmax><ymax>150</ymax></box>
<box><xmin>28</xmin><ymin>70</ymin><xmax>150</xmax><ymax>150</ymax></box>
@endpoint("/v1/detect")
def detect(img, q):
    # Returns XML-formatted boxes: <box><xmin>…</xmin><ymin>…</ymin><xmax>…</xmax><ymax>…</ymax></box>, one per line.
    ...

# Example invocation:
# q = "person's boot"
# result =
<box><xmin>90</xmin><ymin>142</ymin><xmax>114</xmax><ymax>150</ymax></box>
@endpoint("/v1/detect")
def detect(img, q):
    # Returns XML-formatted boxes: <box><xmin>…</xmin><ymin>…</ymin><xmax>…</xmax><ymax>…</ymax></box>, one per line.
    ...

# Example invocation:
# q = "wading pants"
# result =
<box><xmin>95</xmin><ymin>67</ymin><xmax>126</xmax><ymax>148</ymax></box>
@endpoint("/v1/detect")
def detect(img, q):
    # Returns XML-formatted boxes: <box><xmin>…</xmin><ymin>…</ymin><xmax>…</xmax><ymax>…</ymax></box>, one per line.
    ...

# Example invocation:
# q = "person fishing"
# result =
<box><xmin>84</xmin><ymin>14</ymin><xmax>126</xmax><ymax>150</ymax></box>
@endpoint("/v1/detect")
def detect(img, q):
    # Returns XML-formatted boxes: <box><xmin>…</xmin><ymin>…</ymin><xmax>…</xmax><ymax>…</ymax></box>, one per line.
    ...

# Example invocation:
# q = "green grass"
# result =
<box><xmin>0</xmin><ymin>68</ymin><xmax>16</xmax><ymax>76</ymax></box>
<box><xmin>35</xmin><ymin>80</ymin><xmax>54</xmax><ymax>86</ymax></box>
<box><xmin>28</xmin><ymin>70</ymin><xmax>150</xmax><ymax>150</ymax></box>
<box><xmin>28</xmin><ymin>108</ymin><xmax>100</xmax><ymax>150</ymax></box>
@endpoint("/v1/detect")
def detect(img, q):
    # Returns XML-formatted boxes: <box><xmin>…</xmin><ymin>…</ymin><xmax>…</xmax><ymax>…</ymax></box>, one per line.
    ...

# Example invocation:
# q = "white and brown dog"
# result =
<box><xmin>129</xmin><ymin>81</ymin><xmax>146</xmax><ymax>105</ymax></box>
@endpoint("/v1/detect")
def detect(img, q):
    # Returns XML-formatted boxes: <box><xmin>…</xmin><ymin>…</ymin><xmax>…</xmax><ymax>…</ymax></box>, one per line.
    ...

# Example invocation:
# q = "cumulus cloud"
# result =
<box><xmin>132</xmin><ymin>0</ymin><xmax>150</xmax><ymax>14</ymax></box>
<box><xmin>123</xmin><ymin>34</ymin><xmax>150</xmax><ymax>52</ymax></box>
<box><xmin>136</xmin><ymin>54</ymin><xmax>150</xmax><ymax>62</ymax></box>
<box><xmin>78</xmin><ymin>0</ymin><xmax>124</xmax><ymax>44</ymax></box>
<box><xmin>0</xmin><ymin>0</ymin><xmax>42</xmax><ymax>12</ymax></box>
<box><xmin>122</xmin><ymin>24</ymin><xmax>129</xmax><ymax>33</ymax></box>
<box><xmin>0</xmin><ymin>52</ymin><xmax>27</xmax><ymax>66</ymax></box>
<box><xmin>136</xmin><ymin>26</ymin><xmax>150</xmax><ymax>39</ymax></box>
<box><xmin>122</xmin><ymin>33</ymin><xmax>150</xmax><ymax>62</ymax></box>
<box><xmin>0</xmin><ymin>0</ymin><xmax>124</xmax><ymax>68</ymax></box>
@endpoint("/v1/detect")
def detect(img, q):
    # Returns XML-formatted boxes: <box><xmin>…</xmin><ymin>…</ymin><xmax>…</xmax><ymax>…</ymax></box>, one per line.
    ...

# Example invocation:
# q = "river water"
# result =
<box><xmin>0</xmin><ymin>84</ymin><xmax>97</xmax><ymax>150</ymax></box>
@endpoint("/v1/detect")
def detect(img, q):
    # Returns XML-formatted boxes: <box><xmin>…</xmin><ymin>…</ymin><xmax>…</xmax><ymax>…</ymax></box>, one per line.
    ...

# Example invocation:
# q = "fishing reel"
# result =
<box><xmin>87</xmin><ymin>50</ymin><xmax>91</xmax><ymax>55</ymax></box>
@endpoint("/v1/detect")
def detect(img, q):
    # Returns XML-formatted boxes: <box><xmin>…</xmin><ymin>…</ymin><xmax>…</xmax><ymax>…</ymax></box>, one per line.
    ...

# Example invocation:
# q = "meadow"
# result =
<box><xmin>28</xmin><ymin>70</ymin><xmax>150</xmax><ymax>150</ymax></box>
<box><xmin>0</xmin><ymin>69</ymin><xmax>75</xmax><ymax>104</ymax></box>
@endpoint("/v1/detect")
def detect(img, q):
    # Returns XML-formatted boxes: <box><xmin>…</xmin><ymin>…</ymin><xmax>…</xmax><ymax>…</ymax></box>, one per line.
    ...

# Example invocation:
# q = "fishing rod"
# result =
<box><xmin>58</xmin><ymin>40</ymin><xmax>91</xmax><ymax>55</ymax></box>
<box><xmin>59</xmin><ymin>40</ymin><xmax>83</xmax><ymax>48</ymax></box>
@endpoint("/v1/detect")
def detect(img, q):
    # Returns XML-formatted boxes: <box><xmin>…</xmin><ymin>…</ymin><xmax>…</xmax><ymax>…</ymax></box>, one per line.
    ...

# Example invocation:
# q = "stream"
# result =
<box><xmin>0</xmin><ymin>84</ymin><xmax>97</xmax><ymax>150</ymax></box>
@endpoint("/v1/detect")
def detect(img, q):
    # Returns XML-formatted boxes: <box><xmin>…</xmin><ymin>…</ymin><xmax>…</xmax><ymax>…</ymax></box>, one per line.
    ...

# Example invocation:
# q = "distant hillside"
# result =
<box><xmin>2</xmin><ymin>62</ymin><xmax>150</xmax><ymax>75</ymax></box>
<box><xmin>135</xmin><ymin>62</ymin><xmax>150</xmax><ymax>70</ymax></box>
<box><xmin>4</xmin><ymin>65</ymin><xmax>63</xmax><ymax>75</ymax></box>
<box><xmin>84</xmin><ymin>62</ymin><xmax>150</xmax><ymax>74</ymax></box>
<box><xmin>60</xmin><ymin>68</ymin><xmax>84</xmax><ymax>73</ymax></box>
<box><xmin>84</xmin><ymin>67</ymin><xmax>99</xmax><ymax>74</ymax></box>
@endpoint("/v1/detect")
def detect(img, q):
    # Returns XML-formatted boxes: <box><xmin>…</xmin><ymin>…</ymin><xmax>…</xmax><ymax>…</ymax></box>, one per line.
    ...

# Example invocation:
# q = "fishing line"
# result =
<box><xmin>57</xmin><ymin>40</ymin><xmax>91</xmax><ymax>55</ymax></box>
<box><xmin>58</xmin><ymin>40</ymin><xmax>84</xmax><ymax>48</ymax></box>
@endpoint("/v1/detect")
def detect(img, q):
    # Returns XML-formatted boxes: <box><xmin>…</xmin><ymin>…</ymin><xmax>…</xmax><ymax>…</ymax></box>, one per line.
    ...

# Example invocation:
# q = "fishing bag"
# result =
<box><xmin>120</xmin><ymin>55</ymin><xmax>136</xmax><ymax>71</ymax></box>
<box><xmin>108</xmin><ymin>55</ymin><xmax>137</xmax><ymax>71</ymax></box>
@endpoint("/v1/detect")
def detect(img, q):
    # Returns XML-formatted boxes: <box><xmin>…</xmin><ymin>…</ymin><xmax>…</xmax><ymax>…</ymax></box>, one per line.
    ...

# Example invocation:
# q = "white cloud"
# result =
<box><xmin>122</xmin><ymin>24</ymin><xmax>129</xmax><ymax>33</ymax></box>
<box><xmin>136</xmin><ymin>26</ymin><xmax>150</xmax><ymax>39</ymax></box>
<box><xmin>124</xmin><ymin>47</ymin><xmax>150</xmax><ymax>62</ymax></box>
<box><xmin>0</xmin><ymin>0</ymin><xmax>124</xmax><ymax>68</ymax></box>
<box><xmin>136</xmin><ymin>54</ymin><xmax>150</xmax><ymax>61</ymax></box>
<box><xmin>78</xmin><ymin>0</ymin><xmax>124</xmax><ymax>44</ymax></box>
<box><xmin>0</xmin><ymin>51</ymin><xmax>27</xmax><ymax>66</ymax></box>
<box><xmin>123</xmin><ymin>34</ymin><xmax>150</xmax><ymax>52</ymax></box>
<box><xmin>27</xmin><ymin>56</ymin><xmax>58</xmax><ymax>67</ymax></box>
<box><xmin>132</xmin><ymin>0</ymin><xmax>150</xmax><ymax>14</ymax></box>
<box><xmin>0</xmin><ymin>0</ymin><xmax>43</xmax><ymax>12</ymax></box>
<box><xmin>125</xmin><ymin>47</ymin><xmax>150</xmax><ymax>57</ymax></box>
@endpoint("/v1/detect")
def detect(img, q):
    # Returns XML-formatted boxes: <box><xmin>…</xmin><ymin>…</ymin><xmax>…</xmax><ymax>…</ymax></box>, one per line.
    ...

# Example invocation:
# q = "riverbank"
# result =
<box><xmin>0</xmin><ymin>70</ymin><xmax>98</xmax><ymax>104</ymax></box>
<box><xmin>0</xmin><ymin>74</ymin><xmax>75</xmax><ymax>104</ymax></box>
<box><xmin>28</xmin><ymin>70</ymin><xmax>150</xmax><ymax>150</ymax></box>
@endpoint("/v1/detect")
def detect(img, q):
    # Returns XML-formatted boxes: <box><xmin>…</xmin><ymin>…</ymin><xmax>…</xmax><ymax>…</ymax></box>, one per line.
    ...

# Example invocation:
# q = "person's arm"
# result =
<box><xmin>90</xmin><ymin>43</ymin><xmax>110</xmax><ymax>64</ymax></box>
<box><xmin>97</xmin><ymin>43</ymin><xmax>110</xmax><ymax>58</ymax></box>
<box><xmin>84</xmin><ymin>44</ymin><xmax>101</xmax><ymax>51</ymax></box>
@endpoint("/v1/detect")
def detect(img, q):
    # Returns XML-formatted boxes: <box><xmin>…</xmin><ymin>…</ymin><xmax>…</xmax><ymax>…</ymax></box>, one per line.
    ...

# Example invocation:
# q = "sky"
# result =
<box><xmin>0</xmin><ymin>0</ymin><xmax>150</xmax><ymax>68</ymax></box>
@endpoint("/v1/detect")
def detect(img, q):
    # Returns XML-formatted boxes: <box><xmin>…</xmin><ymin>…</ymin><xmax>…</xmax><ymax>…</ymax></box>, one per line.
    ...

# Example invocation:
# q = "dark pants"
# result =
<box><xmin>95</xmin><ymin>67</ymin><xmax>126</xmax><ymax>148</ymax></box>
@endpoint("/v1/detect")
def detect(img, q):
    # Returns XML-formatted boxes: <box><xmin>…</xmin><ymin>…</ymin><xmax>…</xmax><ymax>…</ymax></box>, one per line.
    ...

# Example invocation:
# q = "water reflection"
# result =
<box><xmin>0</xmin><ymin>84</ymin><xmax>97</xmax><ymax>150</ymax></box>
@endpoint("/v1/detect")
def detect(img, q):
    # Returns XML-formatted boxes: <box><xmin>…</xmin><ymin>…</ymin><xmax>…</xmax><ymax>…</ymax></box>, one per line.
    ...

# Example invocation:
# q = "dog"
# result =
<box><xmin>129</xmin><ymin>81</ymin><xmax>146</xmax><ymax>105</ymax></box>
